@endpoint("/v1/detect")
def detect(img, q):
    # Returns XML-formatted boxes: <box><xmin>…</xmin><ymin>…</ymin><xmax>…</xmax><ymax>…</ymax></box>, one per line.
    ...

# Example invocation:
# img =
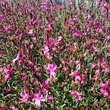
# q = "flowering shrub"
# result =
<box><xmin>0</xmin><ymin>0</ymin><xmax>110</xmax><ymax>109</ymax></box>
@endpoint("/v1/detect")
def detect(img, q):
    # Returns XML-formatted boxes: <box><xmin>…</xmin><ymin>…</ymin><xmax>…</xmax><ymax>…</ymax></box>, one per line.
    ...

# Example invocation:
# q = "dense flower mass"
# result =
<box><xmin>0</xmin><ymin>0</ymin><xmax>110</xmax><ymax>109</ymax></box>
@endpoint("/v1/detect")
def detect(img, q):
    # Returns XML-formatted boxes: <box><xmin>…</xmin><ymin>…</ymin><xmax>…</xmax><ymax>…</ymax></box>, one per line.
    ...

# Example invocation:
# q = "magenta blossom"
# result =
<box><xmin>107</xmin><ymin>35</ymin><xmax>110</xmax><ymax>40</ymax></box>
<box><xmin>75</xmin><ymin>75</ymin><xmax>81</xmax><ymax>81</ymax></box>
<box><xmin>4</xmin><ymin>74</ymin><xmax>10</xmax><ymax>82</ymax></box>
<box><xmin>46</xmin><ymin>37</ymin><xmax>54</xmax><ymax>47</ymax></box>
<box><xmin>72</xmin><ymin>18</ymin><xmax>77</xmax><ymax>23</ymax></box>
<box><xmin>28</xmin><ymin>29</ymin><xmax>33</xmax><ymax>35</ymax></box>
<box><xmin>71</xmin><ymin>91</ymin><xmax>82</xmax><ymax>103</ymax></box>
<box><xmin>20</xmin><ymin>90</ymin><xmax>29</xmax><ymax>102</ymax></box>
<box><xmin>92</xmin><ymin>45</ymin><xmax>97</xmax><ymax>52</ymax></box>
<box><xmin>3</xmin><ymin>66</ymin><xmax>13</xmax><ymax>82</ymax></box>
<box><xmin>48</xmin><ymin>95</ymin><xmax>53</xmax><ymax>102</ymax></box>
<box><xmin>11</xmin><ymin>106</ymin><xmax>18</xmax><ymax>110</ymax></box>
<box><xmin>46</xmin><ymin>64</ymin><xmax>57</xmax><ymax>77</ymax></box>
<box><xmin>98</xmin><ymin>1</ymin><xmax>104</xmax><ymax>6</ymax></box>
<box><xmin>42</xmin><ymin>78</ymin><xmax>51</xmax><ymax>90</ymax></box>
<box><xmin>94</xmin><ymin>21</ymin><xmax>100</xmax><ymax>27</ymax></box>
<box><xmin>70</xmin><ymin>70</ymin><xmax>78</xmax><ymax>76</ymax></box>
<box><xmin>12</xmin><ymin>51</ymin><xmax>20</xmax><ymax>64</ymax></box>
<box><xmin>101</xmin><ymin>59</ymin><xmax>108</xmax><ymax>68</ymax></box>
<box><xmin>44</xmin><ymin>45</ymin><xmax>53</xmax><ymax>59</ymax></box>
<box><xmin>3</xmin><ymin>65</ymin><xmax>13</xmax><ymax>74</ymax></box>
<box><xmin>34</xmin><ymin>93</ymin><xmax>45</xmax><ymax>107</ymax></box>
<box><xmin>100</xmin><ymin>81</ymin><xmax>110</xmax><ymax>99</ymax></box>
<box><xmin>95</xmin><ymin>69</ymin><xmax>100</xmax><ymax>74</ymax></box>
<box><xmin>91</xmin><ymin>64</ymin><xmax>96</xmax><ymax>68</ymax></box>
<box><xmin>42</xmin><ymin>88</ymin><xmax>48</xmax><ymax>94</ymax></box>
<box><xmin>100</xmin><ymin>89</ymin><xmax>108</xmax><ymax>96</ymax></box>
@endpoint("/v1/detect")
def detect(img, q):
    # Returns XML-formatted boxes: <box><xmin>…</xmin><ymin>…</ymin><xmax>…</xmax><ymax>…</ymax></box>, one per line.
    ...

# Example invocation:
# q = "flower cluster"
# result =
<box><xmin>100</xmin><ymin>82</ymin><xmax>110</xmax><ymax>99</ymax></box>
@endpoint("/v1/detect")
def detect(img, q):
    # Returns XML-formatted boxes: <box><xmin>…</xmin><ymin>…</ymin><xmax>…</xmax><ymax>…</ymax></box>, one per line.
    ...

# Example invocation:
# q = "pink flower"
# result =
<box><xmin>22</xmin><ymin>77</ymin><xmax>26</xmax><ymax>81</ymax></box>
<box><xmin>35</xmin><ymin>67</ymin><xmax>41</xmax><ymax>71</ymax></box>
<box><xmin>46</xmin><ymin>64</ymin><xmax>57</xmax><ymax>77</ymax></box>
<box><xmin>104</xmin><ymin>68</ymin><xmax>109</xmax><ymax>72</ymax></box>
<box><xmin>81</xmin><ymin>74</ymin><xmax>87</xmax><ymax>84</ymax></box>
<box><xmin>71</xmin><ymin>91</ymin><xmax>82</xmax><ymax>103</ymax></box>
<box><xmin>87</xmin><ymin>14</ymin><xmax>91</xmax><ymax>18</ymax></box>
<box><xmin>44</xmin><ymin>45</ymin><xmax>51</xmax><ymax>58</ymax></box>
<box><xmin>101</xmin><ymin>82</ymin><xmax>108</xmax><ymax>88</ymax></box>
<box><xmin>72</xmin><ymin>30</ymin><xmax>82</xmax><ymax>39</ymax></box>
<box><xmin>64</xmin><ymin>67</ymin><xmax>69</xmax><ymax>72</ymax></box>
<box><xmin>104</xmin><ymin>6</ymin><xmax>110</xmax><ymax>10</ymax></box>
<box><xmin>98</xmin><ymin>1</ymin><xmax>103</xmax><ymax>6</ymax></box>
<box><xmin>34</xmin><ymin>93</ymin><xmax>45</xmax><ymax>107</ymax></box>
<box><xmin>76</xmin><ymin>30</ymin><xmax>82</xmax><ymax>38</ymax></box>
<box><xmin>69</xmin><ymin>60</ymin><xmax>73</xmax><ymax>66</ymax></box>
<box><xmin>42</xmin><ymin>78</ymin><xmax>50</xmax><ymax>90</ymax></box>
<box><xmin>62</xmin><ymin>82</ymin><xmax>67</xmax><ymax>86</ymax></box>
<box><xmin>3</xmin><ymin>66</ymin><xmax>13</xmax><ymax>82</ymax></box>
<box><xmin>95</xmin><ymin>69</ymin><xmax>100</xmax><ymax>74</ymax></box>
<box><xmin>29</xmin><ymin>61</ymin><xmax>33</xmax><ymax>67</ymax></box>
<box><xmin>21</xmin><ymin>72</ymin><xmax>26</xmax><ymax>76</ymax></box>
<box><xmin>12</xmin><ymin>51</ymin><xmax>20</xmax><ymax>64</ymax></box>
<box><xmin>70</xmin><ymin>70</ymin><xmax>78</xmax><ymax>76</ymax></box>
<box><xmin>94</xmin><ymin>77</ymin><xmax>101</xmax><ymax>82</ymax></box>
<box><xmin>92</xmin><ymin>64</ymin><xmax>96</xmax><ymax>68</ymax></box>
<box><xmin>74</xmin><ymin>42</ymin><xmax>78</xmax><ymax>51</ymax></box>
<box><xmin>33</xmin><ymin>19</ymin><xmax>40</xmax><ymax>25</ymax></box>
<box><xmin>46</xmin><ymin>38</ymin><xmax>54</xmax><ymax>47</ymax></box>
<box><xmin>20</xmin><ymin>90</ymin><xmax>29</xmax><ymax>102</ymax></box>
<box><xmin>86</xmin><ymin>39</ymin><xmax>92</xmax><ymax>45</ymax></box>
<box><xmin>0</xmin><ymin>50</ymin><xmax>3</xmax><ymax>54</ymax></box>
<box><xmin>48</xmin><ymin>95</ymin><xmax>53</xmax><ymax>102</ymax></box>
<box><xmin>92</xmin><ymin>45</ymin><xmax>97</xmax><ymax>52</ymax></box>
<box><xmin>4</xmin><ymin>67</ymin><xmax>9</xmax><ymax>74</ymax></box>
<box><xmin>75</xmin><ymin>75</ymin><xmax>81</xmax><ymax>81</ymax></box>
<box><xmin>101</xmin><ymin>59</ymin><xmax>107</xmax><ymax>68</ymax></box>
<box><xmin>55</xmin><ymin>17</ymin><xmax>59</xmax><ymax>21</ymax></box>
<box><xmin>94</xmin><ymin>21</ymin><xmax>100</xmax><ymax>27</ymax></box>
<box><xmin>100</xmin><ymin>88</ymin><xmax>108</xmax><ymax>96</ymax></box>
<box><xmin>42</xmin><ymin>88</ymin><xmax>48</xmax><ymax>94</ymax></box>
<box><xmin>18</xmin><ymin>59</ymin><xmax>24</xmax><ymax>65</ymax></box>
<box><xmin>41</xmin><ymin>5</ymin><xmax>47</xmax><ymax>11</ymax></box>
<box><xmin>70</xmin><ymin>0</ymin><xmax>73</xmax><ymax>4</ymax></box>
<box><xmin>86</xmin><ymin>26</ymin><xmax>89</xmax><ymax>31</ymax></box>
<box><xmin>7</xmin><ymin>65</ymin><xmax>13</xmax><ymax>73</ymax></box>
<box><xmin>52</xmin><ymin>47</ymin><xmax>57</xmax><ymax>51</ymax></box>
<box><xmin>57</xmin><ymin>36</ymin><xmax>63</xmax><ymax>42</ymax></box>
<box><xmin>107</xmin><ymin>35</ymin><xmax>110</xmax><ymax>40</ymax></box>
<box><xmin>89</xmin><ymin>20</ymin><xmax>93</xmax><ymax>25</ymax></box>
<box><xmin>108</xmin><ymin>95</ymin><xmax>110</xmax><ymax>99</ymax></box>
<box><xmin>4</xmin><ymin>74</ymin><xmax>10</xmax><ymax>82</ymax></box>
<box><xmin>11</xmin><ymin>106</ymin><xmax>18</xmax><ymax>110</ymax></box>
<box><xmin>28</xmin><ymin>29</ymin><xmax>33</xmax><ymax>34</ymax></box>
<box><xmin>100</xmin><ymin>81</ymin><xmax>110</xmax><ymax>99</ymax></box>
<box><xmin>72</xmin><ymin>18</ymin><xmax>77</xmax><ymax>23</ymax></box>
<box><xmin>30</xmin><ymin>44</ymin><xmax>34</xmax><ymax>49</ymax></box>
<box><xmin>34</xmin><ymin>64</ymin><xmax>41</xmax><ymax>71</ymax></box>
<box><xmin>94</xmin><ymin>39</ymin><xmax>98</xmax><ymax>43</ymax></box>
